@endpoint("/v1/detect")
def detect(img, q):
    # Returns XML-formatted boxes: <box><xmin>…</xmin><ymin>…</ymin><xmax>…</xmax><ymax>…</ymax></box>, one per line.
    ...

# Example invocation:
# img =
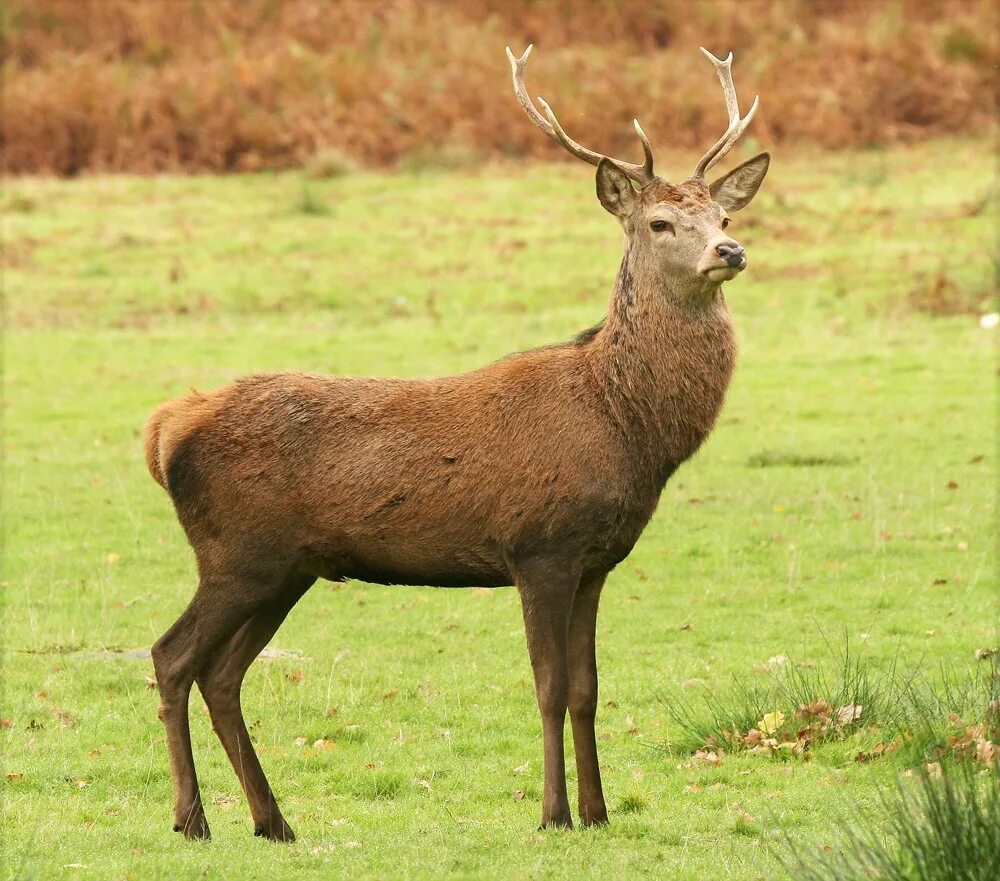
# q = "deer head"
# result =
<box><xmin>507</xmin><ymin>45</ymin><xmax>769</xmax><ymax>293</ymax></box>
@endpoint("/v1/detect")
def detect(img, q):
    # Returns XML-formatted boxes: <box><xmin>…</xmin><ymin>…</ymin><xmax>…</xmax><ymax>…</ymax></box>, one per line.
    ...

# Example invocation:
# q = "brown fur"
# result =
<box><xmin>145</xmin><ymin>154</ymin><xmax>767</xmax><ymax>840</ymax></box>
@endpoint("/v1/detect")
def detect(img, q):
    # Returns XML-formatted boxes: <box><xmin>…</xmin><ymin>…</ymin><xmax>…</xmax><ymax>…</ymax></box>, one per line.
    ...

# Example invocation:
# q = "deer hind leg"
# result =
<box><xmin>568</xmin><ymin>572</ymin><xmax>608</xmax><ymax>826</ymax></box>
<box><xmin>150</xmin><ymin>578</ymin><xmax>273</xmax><ymax>840</ymax></box>
<box><xmin>195</xmin><ymin>575</ymin><xmax>314</xmax><ymax>842</ymax></box>
<box><xmin>516</xmin><ymin>560</ymin><xmax>579</xmax><ymax>829</ymax></box>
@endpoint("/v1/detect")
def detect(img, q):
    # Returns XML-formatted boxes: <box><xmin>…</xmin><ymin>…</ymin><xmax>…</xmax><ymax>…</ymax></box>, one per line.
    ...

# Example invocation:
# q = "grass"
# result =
<box><xmin>660</xmin><ymin>638</ymin><xmax>998</xmax><ymax>765</ymax></box>
<box><xmin>778</xmin><ymin>762</ymin><xmax>1000</xmax><ymax>881</ymax></box>
<box><xmin>2</xmin><ymin>138</ymin><xmax>997</xmax><ymax>880</ymax></box>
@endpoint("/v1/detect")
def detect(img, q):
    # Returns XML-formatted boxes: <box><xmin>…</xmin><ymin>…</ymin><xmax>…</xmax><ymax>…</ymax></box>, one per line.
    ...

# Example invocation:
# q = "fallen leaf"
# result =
<box><xmin>312</xmin><ymin>739</ymin><xmax>336</xmax><ymax>750</ymax></box>
<box><xmin>293</xmin><ymin>737</ymin><xmax>306</xmax><ymax>747</ymax></box>
<box><xmin>0</xmin><ymin>719</ymin><xmax>14</xmax><ymax>729</ymax></box>
<box><xmin>975</xmin><ymin>648</ymin><xmax>997</xmax><ymax>660</ymax></box>
<box><xmin>924</xmin><ymin>762</ymin><xmax>942</xmax><ymax>779</ymax></box>
<box><xmin>514</xmin><ymin>761</ymin><xmax>530</xmax><ymax>774</ymax></box>
<box><xmin>692</xmin><ymin>749</ymin><xmax>723</xmax><ymax>766</ymax></box>
<box><xmin>285</xmin><ymin>669</ymin><xmax>303</xmax><ymax>683</ymax></box>
<box><xmin>104</xmin><ymin>553</ymin><xmax>120</xmax><ymax>565</ymax></box>
<box><xmin>7</xmin><ymin>773</ymin><xmax>25</xmax><ymax>782</ymax></box>
<box><xmin>758</xmin><ymin>711</ymin><xmax>786</xmax><ymax>736</ymax></box>
<box><xmin>836</xmin><ymin>705</ymin><xmax>863</xmax><ymax>725</ymax></box>
<box><xmin>74</xmin><ymin>780</ymin><xmax>89</xmax><ymax>788</ymax></box>
<box><xmin>382</xmin><ymin>688</ymin><xmax>399</xmax><ymax>700</ymax></box>
<box><xmin>976</xmin><ymin>739</ymin><xmax>994</xmax><ymax>765</ymax></box>
<box><xmin>683</xmin><ymin>783</ymin><xmax>702</xmax><ymax>794</ymax></box>
<box><xmin>513</xmin><ymin>789</ymin><xmax>525</xmax><ymax>800</ymax></box>
<box><xmin>946</xmin><ymin>480</ymin><xmax>958</xmax><ymax>490</ymax></box>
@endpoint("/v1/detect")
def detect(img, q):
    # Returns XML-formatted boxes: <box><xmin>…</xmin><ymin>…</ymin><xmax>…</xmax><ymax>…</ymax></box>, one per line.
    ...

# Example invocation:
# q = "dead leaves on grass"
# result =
<box><xmin>695</xmin><ymin>701</ymin><xmax>869</xmax><ymax>763</ymax></box>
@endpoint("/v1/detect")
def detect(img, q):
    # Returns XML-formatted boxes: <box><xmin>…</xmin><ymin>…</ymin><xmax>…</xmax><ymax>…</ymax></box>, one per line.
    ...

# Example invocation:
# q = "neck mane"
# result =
<box><xmin>587</xmin><ymin>243</ymin><xmax>737</xmax><ymax>485</ymax></box>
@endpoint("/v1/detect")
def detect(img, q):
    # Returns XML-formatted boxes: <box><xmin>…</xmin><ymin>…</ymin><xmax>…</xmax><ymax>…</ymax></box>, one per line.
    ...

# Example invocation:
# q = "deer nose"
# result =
<box><xmin>716</xmin><ymin>243</ymin><xmax>746</xmax><ymax>268</ymax></box>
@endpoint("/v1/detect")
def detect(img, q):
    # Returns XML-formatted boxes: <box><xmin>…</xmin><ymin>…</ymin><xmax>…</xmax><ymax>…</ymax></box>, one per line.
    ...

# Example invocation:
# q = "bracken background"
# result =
<box><xmin>3</xmin><ymin>0</ymin><xmax>997</xmax><ymax>176</ymax></box>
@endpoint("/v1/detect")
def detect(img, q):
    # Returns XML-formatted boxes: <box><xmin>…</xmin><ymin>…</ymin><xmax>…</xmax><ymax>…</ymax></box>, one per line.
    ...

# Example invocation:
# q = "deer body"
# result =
<box><xmin>149</xmin><ymin>265</ymin><xmax>735</xmax><ymax>589</ymax></box>
<box><xmin>146</xmin><ymin>45</ymin><xmax>766</xmax><ymax>842</ymax></box>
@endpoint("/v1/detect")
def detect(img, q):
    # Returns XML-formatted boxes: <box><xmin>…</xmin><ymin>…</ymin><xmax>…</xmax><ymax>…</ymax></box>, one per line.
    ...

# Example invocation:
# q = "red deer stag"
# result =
<box><xmin>144</xmin><ymin>45</ymin><xmax>769</xmax><ymax>841</ymax></box>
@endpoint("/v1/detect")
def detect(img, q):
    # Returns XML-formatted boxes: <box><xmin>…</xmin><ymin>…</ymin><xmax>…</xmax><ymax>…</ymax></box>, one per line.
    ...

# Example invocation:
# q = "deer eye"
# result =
<box><xmin>721</xmin><ymin>218</ymin><xmax>731</xmax><ymax>230</ymax></box>
<box><xmin>650</xmin><ymin>220</ymin><xmax>674</xmax><ymax>234</ymax></box>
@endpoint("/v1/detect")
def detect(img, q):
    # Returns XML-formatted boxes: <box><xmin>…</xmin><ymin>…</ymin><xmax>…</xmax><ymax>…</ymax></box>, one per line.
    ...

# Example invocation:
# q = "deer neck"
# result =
<box><xmin>591</xmin><ymin>243</ymin><xmax>737</xmax><ymax>480</ymax></box>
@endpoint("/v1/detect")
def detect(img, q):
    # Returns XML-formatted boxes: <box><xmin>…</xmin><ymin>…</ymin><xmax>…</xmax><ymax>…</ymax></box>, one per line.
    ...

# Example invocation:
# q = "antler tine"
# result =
<box><xmin>692</xmin><ymin>48</ymin><xmax>760</xmax><ymax>179</ymax></box>
<box><xmin>505</xmin><ymin>45</ymin><xmax>555</xmax><ymax>139</ymax></box>
<box><xmin>633</xmin><ymin>119</ymin><xmax>655</xmax><ymax>182</ymax></box>
<box><xmin>506</xmin><ymin>44</ymin><xmax>656</xmax><ymax>186</ymax></box>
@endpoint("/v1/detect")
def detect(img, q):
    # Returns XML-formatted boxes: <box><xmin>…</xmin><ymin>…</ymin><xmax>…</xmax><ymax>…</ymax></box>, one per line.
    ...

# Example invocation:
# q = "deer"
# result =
<box><xmin>143</xmin><ymin>44</ymin><xmax>769</xmax><ymax>842</ymax></box>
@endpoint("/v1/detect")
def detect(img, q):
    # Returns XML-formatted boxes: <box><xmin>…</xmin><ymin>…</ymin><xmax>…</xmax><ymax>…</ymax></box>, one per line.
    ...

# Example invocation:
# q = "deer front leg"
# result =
<box><xmin>568</xmin><ymin>572</ymin><xmax>608</xmax><ymax>826</ymax></box>
<box><xmin>516</xmin><ymin>563</ymin><xmax>577</xmax><ymax>829</ymax></box>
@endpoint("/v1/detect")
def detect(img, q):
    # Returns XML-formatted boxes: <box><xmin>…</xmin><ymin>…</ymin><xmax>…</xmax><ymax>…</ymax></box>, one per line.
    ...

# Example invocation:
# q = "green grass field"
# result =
<box><xmin>3</xmin><ymin>139</ymin><xmax>996</xmax><ymax>880</ymax></box>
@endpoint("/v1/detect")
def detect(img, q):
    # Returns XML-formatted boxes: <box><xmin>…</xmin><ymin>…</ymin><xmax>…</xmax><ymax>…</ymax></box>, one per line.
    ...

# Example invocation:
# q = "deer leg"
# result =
<box><xmin>516</xmin><ymin>562</ymin><xmax>578</xmax><ymax>829</ymax></box>
<box><xmin>195</xmin><ymin>576</ymin><xmax>313</xmax><ymax>842</ymax></box>
<box><xmin>151</xmin><ymin>582</ymin><xmax>268</xmax><ymax>840</ymax></box>
<box><xmin>568</xmin><ymin>572</ymin><xmax>608</xmax><ymax>826</ymax></box>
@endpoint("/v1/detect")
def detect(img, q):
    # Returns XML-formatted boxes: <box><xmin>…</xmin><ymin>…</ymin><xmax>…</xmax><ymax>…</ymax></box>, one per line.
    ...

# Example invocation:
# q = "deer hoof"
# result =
<box><xmin>254</xmin><ymin>817</ymin><xmax>296</xmax><ymax>842</ymax></box>
<box><xmin>174</xmin><ymin>812</ymin><xmax>211</xmax><ymax>840</ymax></box>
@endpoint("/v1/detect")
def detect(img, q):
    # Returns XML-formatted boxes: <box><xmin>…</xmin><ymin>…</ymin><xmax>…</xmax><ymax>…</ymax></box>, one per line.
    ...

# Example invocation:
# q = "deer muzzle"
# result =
<box><xmin>716</xmin><ymin>243</ymin><xmax>746</xmax><ymax>269</ymax></box>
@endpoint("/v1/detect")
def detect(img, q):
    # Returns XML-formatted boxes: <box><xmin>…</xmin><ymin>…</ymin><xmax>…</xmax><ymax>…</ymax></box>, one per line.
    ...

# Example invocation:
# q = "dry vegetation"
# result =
<box><xmin>3</xmin><ymin>0</ymin><xmax>996</xmax><ymax>176</ymax></box>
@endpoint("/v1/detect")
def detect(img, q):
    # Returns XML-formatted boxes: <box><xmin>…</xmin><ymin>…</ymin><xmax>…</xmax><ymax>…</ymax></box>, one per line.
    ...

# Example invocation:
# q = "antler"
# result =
<box><xmin>506</xmin><ymin>44</ymin><xmax>655</xmax><ymax>186</ymax></box>
<box><xmin>692</xmin><ymin>48</ymin><xmax>760</xmax><ymax>179</ymax></box>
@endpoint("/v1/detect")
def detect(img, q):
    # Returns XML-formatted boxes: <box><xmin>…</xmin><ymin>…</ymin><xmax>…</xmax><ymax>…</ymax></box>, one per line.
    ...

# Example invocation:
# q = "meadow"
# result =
<box><xmin>2</xmin><ymin>139</ymin><xmax>996</xmax><ymax>880</ymax></box>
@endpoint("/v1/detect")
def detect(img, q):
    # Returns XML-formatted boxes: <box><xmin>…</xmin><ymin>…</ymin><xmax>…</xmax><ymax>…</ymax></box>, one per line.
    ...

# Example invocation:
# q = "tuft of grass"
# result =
<box><xmin>731</xmin><ymin>813</ymin><xmax>760</xmax><ymax>839</ymax></box>
<box><xmin>293</xmin><ymin>180</ymin><xmax>333</xmax><ymax>216</ymax></box>
<box><xmin>779</xmin><ymin>762</ymin><xmax>1000</xmax><ymax>881</ymax></box>
<box><xmin>3</xmin><ymin>192</ymin><xmax>37</xmax><ymax>213</ymax></box>
<box><xmin>746</xmin><ymin>451</ymin><xmax>858</xmax><ymax>468</ymax></box>
<box><xmin>352</xmin><ymin>770</ymin><xmax>406</xmax><ymax>801</ymax></box>
<box><xmin>614</xmin><ymin>791</ymin><xmax>649</xmax><ymax>815</ymax></box>
<box><xmin>660</xmin><ymin>640</ymin><xmax>997</xmax><ymax>764</ymax></box>
<box><xmin>905</xmin><ymin>271</ymin><xmax>991</xmax><ymax>317</ymax></box>
<box><xmin>305</xmin><ymin>147</ymin><xmax>358</xmax><ymax>180</ymax></box>
<box><xmin>396</xmin><ymin>143</ymin><xmax>485</xmax><ymax>174</ymax></box>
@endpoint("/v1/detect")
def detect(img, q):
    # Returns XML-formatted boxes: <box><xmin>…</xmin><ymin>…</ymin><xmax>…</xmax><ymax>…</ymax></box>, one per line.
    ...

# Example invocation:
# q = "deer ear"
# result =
<box><xmin>709</xmin><ymin>152</ymin><xmax>770</xmax><ymax>211</ymax></box>
<box><xmin>596</xmin><ymin>159</ymin><xmax>636</xmax><ymax>218</ymax></box>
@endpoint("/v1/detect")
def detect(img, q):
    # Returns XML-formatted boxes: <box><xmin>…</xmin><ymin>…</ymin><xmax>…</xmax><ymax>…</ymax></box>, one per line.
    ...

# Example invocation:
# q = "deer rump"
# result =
<box><xmin>145</xmin><ymin>354</ymin><xmax>656</xmax><ymax>590</ymax></box>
